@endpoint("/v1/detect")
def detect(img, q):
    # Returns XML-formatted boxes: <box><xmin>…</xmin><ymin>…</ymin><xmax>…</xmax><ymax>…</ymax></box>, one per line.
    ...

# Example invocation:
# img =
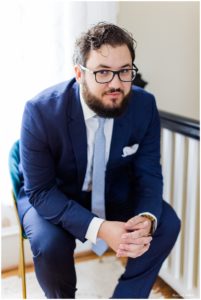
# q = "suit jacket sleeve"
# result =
<box><xmin>132</xmin><ymin>95</ymin><xmax>163</xmax><ymax>221</ymax></box>
<box><xmin>20</xmin><ymin>100</ymin><xmax>95</xmax><ymax>242</ymax></box>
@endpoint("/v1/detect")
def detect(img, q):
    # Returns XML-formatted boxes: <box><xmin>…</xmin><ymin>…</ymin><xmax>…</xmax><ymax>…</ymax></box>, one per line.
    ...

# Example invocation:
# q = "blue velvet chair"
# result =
<box><xmin>8</xmin><ymin>141</ymin><xmax>118</xmax><ymax>299</ymax></box>
<box><xmin>8</xmin><ymin>140</ymin><xmax>26</xmax><ymax>298</ymax></box>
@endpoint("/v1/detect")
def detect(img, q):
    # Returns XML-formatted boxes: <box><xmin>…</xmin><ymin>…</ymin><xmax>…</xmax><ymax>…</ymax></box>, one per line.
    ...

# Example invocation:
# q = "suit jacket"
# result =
<box><xmin>18</xmin><ymin>78</ymin><xmax>163</xmax><ymax>242</ymax></box>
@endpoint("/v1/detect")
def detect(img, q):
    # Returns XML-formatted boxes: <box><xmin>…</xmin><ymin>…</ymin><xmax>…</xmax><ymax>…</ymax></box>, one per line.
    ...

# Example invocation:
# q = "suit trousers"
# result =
<box><xmin>23</xmin><ymin>200</ymin><xmax>180</xmax><ymax>299</ymax></box>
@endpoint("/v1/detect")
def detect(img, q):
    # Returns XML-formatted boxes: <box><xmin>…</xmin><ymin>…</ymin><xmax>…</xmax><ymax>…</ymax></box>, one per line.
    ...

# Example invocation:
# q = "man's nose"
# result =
<box><xmin>108</xmin><ymin>73</ymin><xmax>123</xmax><ymax>88</ymax></box>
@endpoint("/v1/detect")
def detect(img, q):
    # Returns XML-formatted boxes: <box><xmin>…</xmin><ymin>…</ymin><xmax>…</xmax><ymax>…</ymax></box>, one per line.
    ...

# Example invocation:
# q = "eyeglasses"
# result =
<box><xmin>80</xmin><ymin>64</ymin><xmax>138</xmax><ymax>84</ymax></box>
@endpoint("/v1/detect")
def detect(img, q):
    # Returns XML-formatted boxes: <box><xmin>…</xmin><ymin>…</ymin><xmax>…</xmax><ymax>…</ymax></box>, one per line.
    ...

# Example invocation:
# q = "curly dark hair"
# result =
<box><xmin>73</xmin><ymin>22</ymin><xmax>136</xmax><ymax>66</ymax></box>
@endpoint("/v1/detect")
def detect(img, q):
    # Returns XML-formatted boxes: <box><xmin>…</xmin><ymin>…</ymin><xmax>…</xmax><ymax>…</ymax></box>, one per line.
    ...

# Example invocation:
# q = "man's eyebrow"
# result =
<box><xmin>95</xmin><ymin>63</ymin><xmax>132</xmax><ymax>69</ymax></box>
<box><xmin>120</xmin><ymin>64</ymin><xmax>132</xmax><ymax>68</ymax></box>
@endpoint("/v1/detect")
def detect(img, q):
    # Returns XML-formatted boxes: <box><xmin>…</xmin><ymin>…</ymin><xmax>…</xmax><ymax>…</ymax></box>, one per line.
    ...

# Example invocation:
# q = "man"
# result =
<box><xmin>19</xmin><ymin>22</ymin><xmax>180</xmax><ymax>298</ymax></box>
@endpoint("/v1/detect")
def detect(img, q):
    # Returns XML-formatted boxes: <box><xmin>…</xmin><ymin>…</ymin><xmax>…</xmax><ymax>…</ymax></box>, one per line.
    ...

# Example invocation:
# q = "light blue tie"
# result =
<box><xmin>91</xmin><ymin>117</ymin><xmax>108</xmax><ymax>256</ymax></box>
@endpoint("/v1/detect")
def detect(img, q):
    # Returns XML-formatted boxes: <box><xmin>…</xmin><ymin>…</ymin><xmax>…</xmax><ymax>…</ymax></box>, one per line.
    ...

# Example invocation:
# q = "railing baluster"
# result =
<box><xmin>161</xmin><ymin>128</ymin><xmax>173</xmax><ymax>205</ymax></box>
<box><xmin>161</xmin><ymin>128</ymin><xmax>173</xmax><ymax>269</ymax></box>
<box><xmin>170</xmin><ymin>133</ymin><xmax>185</xmax><ymax>279</ymax></box>
<box><xmin>183</xmin><ymin>138</ymin><xmax>199</xmax><ymax>291</ymax></box>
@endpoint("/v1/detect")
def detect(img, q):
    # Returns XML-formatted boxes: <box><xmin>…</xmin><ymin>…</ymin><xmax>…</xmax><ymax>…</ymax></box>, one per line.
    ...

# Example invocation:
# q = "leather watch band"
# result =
<box><xmin>140</xmin><ymin>214</ymin><xmax>156</xmax><ymax>235</ymax></box>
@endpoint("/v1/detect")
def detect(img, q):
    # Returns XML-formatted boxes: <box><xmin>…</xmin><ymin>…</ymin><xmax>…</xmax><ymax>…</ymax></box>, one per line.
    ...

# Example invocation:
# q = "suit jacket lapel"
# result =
<box><xmin>107</xmin><ymin>112</ymin><xmax>131</xmax><ymax>170</ymax></box>
<box><xmin>67</xmin><ymin>84</ymin><xmax>87</xmax><ymax>190</ymax></box>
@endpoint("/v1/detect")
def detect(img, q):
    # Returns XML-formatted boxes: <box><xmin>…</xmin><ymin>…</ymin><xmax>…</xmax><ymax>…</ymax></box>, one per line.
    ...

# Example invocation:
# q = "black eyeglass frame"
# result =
<box><xmin>79</xmin><ymin>64</ymin><xmax>138</xmax><ymax>84</ymax></box>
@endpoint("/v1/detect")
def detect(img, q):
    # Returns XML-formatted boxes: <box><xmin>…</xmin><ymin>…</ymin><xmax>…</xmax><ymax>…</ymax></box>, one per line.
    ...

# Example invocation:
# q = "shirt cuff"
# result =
<box><xmin>138</xmin><ymin>212</ymin><xmax>157</xmax><ymax>232</ymax></box>
<box><xmin>85</xmin><ymin>217</ymin><xmax>105</xmax><ymax>244</ymax></box>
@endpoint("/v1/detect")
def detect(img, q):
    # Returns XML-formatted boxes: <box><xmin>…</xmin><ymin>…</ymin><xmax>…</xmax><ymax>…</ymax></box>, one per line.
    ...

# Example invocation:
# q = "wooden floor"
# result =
<box><xmin>2</xmin><ymin>250</ymin><xmax>182</xmax><ymax>298</ymax></box>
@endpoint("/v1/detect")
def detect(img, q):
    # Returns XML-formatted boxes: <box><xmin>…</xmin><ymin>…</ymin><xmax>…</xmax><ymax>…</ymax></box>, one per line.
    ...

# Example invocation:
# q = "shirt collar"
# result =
<box><xmin>79</xmin><ymin>86</ymin><xmax>96</xmax><ymax>121</ymax></box>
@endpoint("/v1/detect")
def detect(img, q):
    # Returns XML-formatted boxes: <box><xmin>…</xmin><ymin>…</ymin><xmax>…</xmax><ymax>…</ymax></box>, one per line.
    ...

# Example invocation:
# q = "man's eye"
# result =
<box><xmin>120</xmin><ymin>69</ymin><xmax>129</xmax><ymax>74</ymax></box>
<box><xmin>98</xmin><ymin>70</ymin><xmax>110</xmax><ymax>75</ymax></box>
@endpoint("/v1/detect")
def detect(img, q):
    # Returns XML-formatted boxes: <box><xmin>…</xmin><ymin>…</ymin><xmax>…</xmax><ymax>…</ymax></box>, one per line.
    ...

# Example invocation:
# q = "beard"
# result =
<box><xmin>81</xmin><ymin>79</ymin><xmax>132</xmax><ymax>118</ymax></box>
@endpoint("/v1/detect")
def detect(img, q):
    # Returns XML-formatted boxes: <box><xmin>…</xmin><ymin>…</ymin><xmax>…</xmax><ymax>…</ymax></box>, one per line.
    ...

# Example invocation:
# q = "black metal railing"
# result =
<box><xmin>159</xmin><ymin>110</ymin><xmax>200</xmax><ymax>140</ymax></box>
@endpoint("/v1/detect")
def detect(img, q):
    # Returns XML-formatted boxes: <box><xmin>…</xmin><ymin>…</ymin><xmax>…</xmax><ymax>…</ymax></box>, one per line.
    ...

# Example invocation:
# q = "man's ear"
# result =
<box><xmin>74</xmin><ymin>65</ymin><xmax>83</xmax><ymax>84</ymax></box>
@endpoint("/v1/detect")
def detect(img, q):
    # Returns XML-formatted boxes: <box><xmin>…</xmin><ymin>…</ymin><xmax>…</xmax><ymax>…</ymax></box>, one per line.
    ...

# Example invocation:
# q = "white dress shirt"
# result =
<box><xmin>79</xmin><ymin>91</ymin><xmax>157</xmax><ymax>244</ymax></box>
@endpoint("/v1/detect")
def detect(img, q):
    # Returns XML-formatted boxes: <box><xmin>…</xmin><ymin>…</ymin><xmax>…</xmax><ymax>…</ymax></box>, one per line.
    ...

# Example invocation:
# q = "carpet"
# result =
<box><xmin>2</xmin><ymin>256</ymin><xmax>164</xmax><ymax>298</ymax></box>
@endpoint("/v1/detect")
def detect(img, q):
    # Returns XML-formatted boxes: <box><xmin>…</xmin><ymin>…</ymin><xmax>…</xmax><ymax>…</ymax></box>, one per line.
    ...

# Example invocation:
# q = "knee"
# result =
<box><xmin>31</xmin><ymin>228</ymin><xmax>75</xmax><ymax>266</ymax></box>
<box><xmin>30</xmin><ymin>228</ymin><xmax>76</xmax><ymax>298</ymax></box>
<box><xmin>43</xmin><ymin>237</ymin><xmax>73</xmax><ymax>264</ymax></box>
<box><xmin>167</xmin><ymin>212</ymin><xmax>181</xmax><ymax>242</ymax></box>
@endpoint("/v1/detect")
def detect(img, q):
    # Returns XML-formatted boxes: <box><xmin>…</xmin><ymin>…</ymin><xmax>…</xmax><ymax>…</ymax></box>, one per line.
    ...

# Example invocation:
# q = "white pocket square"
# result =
<box><xmin>122</xmin><ymin>144</ymin><xmax>139</xmax><ymax>157</ymax></box>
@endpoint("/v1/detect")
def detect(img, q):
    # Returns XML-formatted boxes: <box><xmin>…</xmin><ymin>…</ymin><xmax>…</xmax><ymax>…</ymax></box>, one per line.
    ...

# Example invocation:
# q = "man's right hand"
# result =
<box><xmin>97</xmin><ymin>221</ymin><xmax>127</xmax><ymax>252</ymax></box>
<box><xmin>97</xmin><ymin>220</ymin><xmax>152</xmax><ymax>258</ymax></box>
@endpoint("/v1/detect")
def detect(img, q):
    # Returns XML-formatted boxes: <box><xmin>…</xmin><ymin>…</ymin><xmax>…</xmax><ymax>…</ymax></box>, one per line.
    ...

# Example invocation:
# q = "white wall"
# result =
<box><xmin>1</xmin><ymin>0</ymin><xmax>118</xmax><ymax>271</ymax></box>
<box><xmin>0</xmin><ymin>0</ymin><xmax>118</xmax><ymax>210</ymax></box>
<box><xmin>118</xmin><ymin>1</ymin><xmax>199</xmax><ymax>120</ymax></box>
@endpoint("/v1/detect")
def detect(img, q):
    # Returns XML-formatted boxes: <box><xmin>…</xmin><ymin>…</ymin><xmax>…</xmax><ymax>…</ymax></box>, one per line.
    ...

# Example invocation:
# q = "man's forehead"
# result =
<box><xmin>86</xmin><ymin>44</ymin><xmax>132</xmax><ymax>68</ymax></box>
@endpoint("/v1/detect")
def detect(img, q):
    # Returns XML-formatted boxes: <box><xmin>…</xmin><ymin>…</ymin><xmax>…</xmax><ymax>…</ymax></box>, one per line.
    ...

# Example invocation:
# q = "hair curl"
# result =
<box><xmin>73</xmin><ymin>22</ymin><xmax>136</xmax><ymax>66</ymax></box>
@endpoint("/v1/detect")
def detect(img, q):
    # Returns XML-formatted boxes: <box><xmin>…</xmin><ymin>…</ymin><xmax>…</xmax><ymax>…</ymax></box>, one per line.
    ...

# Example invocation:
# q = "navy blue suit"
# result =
<box><xmin>19</xmin><ymin>78</ymin><xmax>180</xmax><ymax>298</ymax></box>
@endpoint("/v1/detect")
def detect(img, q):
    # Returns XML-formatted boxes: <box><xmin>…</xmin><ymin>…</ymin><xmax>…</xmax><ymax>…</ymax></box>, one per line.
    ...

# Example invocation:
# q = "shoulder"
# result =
<box><xmin>131</xmin><ymin>85</ymin><xmax>155</xmax><ymax>103</ymax></box>
<box><xmin>126</xmin><ymin>86</ymin><xmax>159</xmax><ymax>130</ymax></box>
<box><xmin>21</xmin><ymin>78</ymin><xmax>79</xmax><ymax>141</ymax></box>
<box><xmin>26</xmin><ymin>78</ymin><xmax>78</xmax><ymax>108</ymax></box>
<box><xmin>128</xmin><ymin>85</ymin><xmax>157</xmax><ymax>116</ymax></box>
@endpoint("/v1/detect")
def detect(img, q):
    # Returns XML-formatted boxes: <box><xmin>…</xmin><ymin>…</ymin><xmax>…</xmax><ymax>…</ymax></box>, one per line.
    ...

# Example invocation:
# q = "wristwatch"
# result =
<box><xmin>140</xmin><ymin>214</ymin><xmax>156</xmax><ymax>235</ymax></box>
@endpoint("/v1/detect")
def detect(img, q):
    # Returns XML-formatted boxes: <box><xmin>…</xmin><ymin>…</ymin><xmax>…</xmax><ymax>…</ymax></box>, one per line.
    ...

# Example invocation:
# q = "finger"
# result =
<box><xmin>131</xmin><ymin>220</ymin><xmax>150</xmax><ymax>230</ymax></box>
<box><xmin>125</xmin><ymin>216</ymin><xmax>146</xmax><ymax>228</ymax></box>
<box><xmin>117</xmin><ymin>243</ymin><xmax>150</xmax><ymax>258</ymax></box>
<box><xmin>121</xmin><ymin>228</ymin><xmax>150</xmax><ymax>242</ymax></box>
<box><xmin>120</xmin><ymin>234</ymin><xmax>152</xmax><ymax>245</ymax></box>
<box><xmin>126</xmin><ymin>244</ymin><xmax>150</xmax><ymax>258</ymax></box>
<box><xmin>135</xmin><ymin>243</ymin><xmax>151</xmax><ymax>257</ymax></box>
<box><xmin>124</xmin><ymin>236</ymin><xmax>152</xmax><ymax>246</ymax></box>
<box><xmin>118</xmin><ymin>243</ymin><xmax>149</xmax><ymax>252</ymax></box>
<box><xmin>118</xmin><ymin>243</ymin><xmax>143</xmax><ymax>251</ymax></box>
<box><xmin>132</xmin><ymin>236</ymin><xmax>152</xmax><ymax>245</ymax></box>
<box><xmin>125</xmin><ymin>219</ymin><xmax>151</xmax><ymax>231</ymax></box>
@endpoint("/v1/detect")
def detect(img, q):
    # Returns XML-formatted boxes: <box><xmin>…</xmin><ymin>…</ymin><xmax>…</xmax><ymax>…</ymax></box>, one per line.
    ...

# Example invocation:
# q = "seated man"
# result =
<box><xmin>18</xmin><ymin>22</ymin><xmax>180</xmax><ymax>298</ymax></box>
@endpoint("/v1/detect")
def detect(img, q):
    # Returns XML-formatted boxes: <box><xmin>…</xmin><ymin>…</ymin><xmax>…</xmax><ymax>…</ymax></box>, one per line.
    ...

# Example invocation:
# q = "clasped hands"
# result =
<box><xmin>98</xmin><ymin>216</ymin><xmax>153</xmax><ymax>259</ymax></box>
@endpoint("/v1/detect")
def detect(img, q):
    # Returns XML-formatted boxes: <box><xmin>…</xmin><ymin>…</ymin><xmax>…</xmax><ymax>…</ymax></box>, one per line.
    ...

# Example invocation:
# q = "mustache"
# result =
<box><xmin>103</xmin><ymin>88</ymin><xmax>124</xmax><ymax>95</ymax></box>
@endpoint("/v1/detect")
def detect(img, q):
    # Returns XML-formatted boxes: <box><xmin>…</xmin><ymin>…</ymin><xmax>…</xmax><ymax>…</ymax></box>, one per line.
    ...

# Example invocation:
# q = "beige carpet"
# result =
<box><xmin>2</xmin><ymin>256</ymin><xmax>164</xmax><ymax>299</ymax></box>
